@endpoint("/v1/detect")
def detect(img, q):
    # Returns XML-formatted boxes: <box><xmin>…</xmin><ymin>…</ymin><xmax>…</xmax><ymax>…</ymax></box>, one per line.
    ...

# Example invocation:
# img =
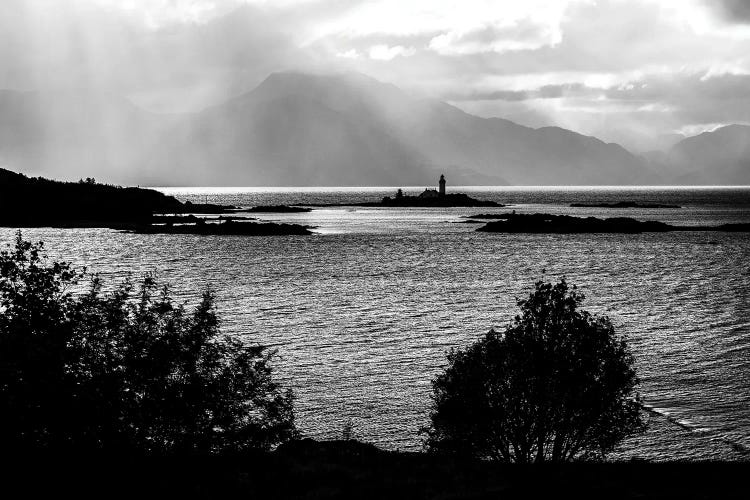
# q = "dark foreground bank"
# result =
<box><xmin>8</xmin><ymin>440</ymin><xmax>747</xmax><ymax>499</ymax></box>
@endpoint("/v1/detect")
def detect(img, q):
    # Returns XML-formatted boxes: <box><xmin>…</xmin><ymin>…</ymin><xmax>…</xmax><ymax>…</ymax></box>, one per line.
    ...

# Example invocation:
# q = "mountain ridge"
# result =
<box><xmin>1</xmin><ymin>71</ymin><xmax>746</xmax><ymax>186</ymax></box>
<box><xmin>646</xmin><ymin>124</ymin><xmax>750</xmax><ymax>184</ymax></box>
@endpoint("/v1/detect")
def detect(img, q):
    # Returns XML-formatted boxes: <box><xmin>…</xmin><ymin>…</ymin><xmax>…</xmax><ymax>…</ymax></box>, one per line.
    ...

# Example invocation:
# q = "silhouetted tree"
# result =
<box><xmin>424</xmin><ymin>279</ymin><xmax>645</xmax><ymax>462</ymax></box>
<box><xmin>0</xmin><ymin>233</ymin><xmax>82</xmax><ymax>449</ymax></box>
<box><xmin>0</xmin><ymin>233</ymin><xmax>297</xmax><ymax>454</ymax></box>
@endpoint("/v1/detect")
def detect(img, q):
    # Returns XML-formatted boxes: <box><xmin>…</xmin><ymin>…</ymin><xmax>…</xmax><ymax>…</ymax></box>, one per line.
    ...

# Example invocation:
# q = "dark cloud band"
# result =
<box><xmin>714</xmin><ymin>0</ymin><xmax>750</xmax><ymax>24</ymax></box>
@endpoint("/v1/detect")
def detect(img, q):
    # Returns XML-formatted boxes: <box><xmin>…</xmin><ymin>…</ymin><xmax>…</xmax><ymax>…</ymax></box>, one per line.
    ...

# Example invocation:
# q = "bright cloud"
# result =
<box><xmin>3</xmin><ymin>0</ymin><xmax>750</xmax><ymax>151</ymax></box>
<box><xmin>368</xmin><ymin>45</ymin><xmax>416</xmax><ymax>61</ymax></box>
<box><xmin>312</xmin><ymin>0</ymin><xmax>585</xmax><ymax>55</ymax></box>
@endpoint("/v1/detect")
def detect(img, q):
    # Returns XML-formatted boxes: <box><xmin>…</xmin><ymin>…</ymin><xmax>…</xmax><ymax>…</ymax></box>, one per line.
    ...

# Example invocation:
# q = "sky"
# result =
<box><xmin>2</xmin><ymin>0</ymin><xmax>750</xmax><ymax>151</ymax></box>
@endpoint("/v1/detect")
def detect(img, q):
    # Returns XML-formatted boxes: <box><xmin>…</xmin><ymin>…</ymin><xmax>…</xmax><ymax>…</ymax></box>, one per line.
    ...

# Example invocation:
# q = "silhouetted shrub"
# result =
<box><xmin>424</xmin><ymin>279</ymin><xmax>645</xmax><ymax>462</ymax></box>
<box><xmin>0</xmin><ymin>233</ymin><xmax>297</xmax><ymax>454</ymax></box>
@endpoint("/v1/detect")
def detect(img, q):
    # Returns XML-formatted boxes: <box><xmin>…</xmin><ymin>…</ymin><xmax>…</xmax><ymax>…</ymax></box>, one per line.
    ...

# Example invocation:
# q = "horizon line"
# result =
<box><xmin>152</xmin><ymin>185</ymin><xmax>750</xmax><ymax>190</ymax></box>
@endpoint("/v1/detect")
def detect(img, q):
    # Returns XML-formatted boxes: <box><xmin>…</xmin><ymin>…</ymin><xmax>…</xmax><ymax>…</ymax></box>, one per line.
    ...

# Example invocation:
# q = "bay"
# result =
<box><xmin>3</xmin><ymin>186</ymin><xmax>749</xmax><ymax>460</ymax></box>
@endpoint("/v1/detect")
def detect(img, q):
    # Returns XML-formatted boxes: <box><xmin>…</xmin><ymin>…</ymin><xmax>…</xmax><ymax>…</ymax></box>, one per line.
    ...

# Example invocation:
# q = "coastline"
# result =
<box><xmin>2</xmin><ymin>185</ymin><xmax>749</xmax><ymax>461</ymax></box>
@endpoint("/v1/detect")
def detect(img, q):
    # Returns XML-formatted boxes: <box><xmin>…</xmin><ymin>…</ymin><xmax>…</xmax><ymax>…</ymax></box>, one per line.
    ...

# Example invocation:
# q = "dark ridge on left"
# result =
<box><xmin>0</xmin><ymin>168</ymin><xmax>311</xmax><ymax>235</ymax></box>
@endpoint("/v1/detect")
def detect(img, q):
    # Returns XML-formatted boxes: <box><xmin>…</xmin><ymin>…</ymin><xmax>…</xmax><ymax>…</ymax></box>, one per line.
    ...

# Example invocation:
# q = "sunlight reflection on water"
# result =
<box><xmin>3</xmin><ymin>186</ymin><xmax>749</xmax><ymax>460</ymax></box>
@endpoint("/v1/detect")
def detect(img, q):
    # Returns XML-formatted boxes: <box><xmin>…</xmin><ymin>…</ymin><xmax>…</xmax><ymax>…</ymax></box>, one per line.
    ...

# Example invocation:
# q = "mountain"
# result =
<box><xmin>665</xmin><ymin>125</ymin><xmax>750</xmax><ymax>184</ymax></box>
<box><xmin>161</xmin><ymin>72</ymin><xmax>654</xmax><ymax>186</ymax></box>
<box><xmin>0</xmin><ymin>72</ymin><xmax>669</xmax><ymax>186</ymax></box>
<box><xmin>146</xmin><ymin>74</ymin><xmax>435</xmax><ymax>186</ymax></box>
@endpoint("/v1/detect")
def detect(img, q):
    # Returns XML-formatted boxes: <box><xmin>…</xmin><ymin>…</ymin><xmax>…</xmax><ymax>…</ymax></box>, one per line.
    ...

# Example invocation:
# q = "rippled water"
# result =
<box><xmin>2</xmin><ymin>186</ymin><xmax>749</xmax><ymax>460</ymax></box>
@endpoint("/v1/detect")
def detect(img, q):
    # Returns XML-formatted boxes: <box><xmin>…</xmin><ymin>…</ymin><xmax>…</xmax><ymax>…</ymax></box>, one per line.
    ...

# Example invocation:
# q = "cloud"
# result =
<box><xmin>445</xmin><ymin>83</ymin><xmax>590</xmax><ymax>102</ymax></box>
<box><xmin>313</xmin><ymin>0</ymin><xmax>581</xmax><ymax>56</ymax></box>
<box><xmin>2</xmin><ymin>0</ymin><xmax>750</xmax><ymax>151</ymax></box>
<box><xmin>713</xmin><ymin>0</ymin><xmax>750</xmax><ymax>24</ymax></box>
<box><xmin>675</xmin><ymin>122</ymin><xmax>750</xmax><ymax>136</ymax></box>
<box><xmin>428</xmin><ymin>19</ymin><xmax>563</xmax><ymax>55</ymax></box>
<box><xmin>336</xmin><ymin>49</ymin><xmax>361</xmax><ymax>59</ymax></box>
<box><xmin>88</xmin><ymin>0</ymin><xmax>324</xmax><ymax>28</ymax></box>
<box><xmin>0</xmin><ymin>0</ymin><xmax>321</xmax><ymax>109</ymax></box>
<box><xmin>368</xmin><ymin>45</ymin><xmax>416</xmax><ymax>60</ymax></box>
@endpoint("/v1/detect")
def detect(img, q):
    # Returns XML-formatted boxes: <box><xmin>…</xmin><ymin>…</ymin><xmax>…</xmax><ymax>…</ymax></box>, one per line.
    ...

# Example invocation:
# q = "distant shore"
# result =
<box><xmin>475</xmin><ymin>213</ymin><xmax>750</xmax><ymax>233</ymax></box>
<box><xmin>0</xmin><ymin>168</ymin><xmax>312</xmax><ymax>236</ymax></box>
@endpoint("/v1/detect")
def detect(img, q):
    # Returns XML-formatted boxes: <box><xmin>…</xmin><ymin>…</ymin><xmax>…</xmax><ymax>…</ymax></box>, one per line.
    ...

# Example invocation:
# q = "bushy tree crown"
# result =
<box><xmin>0</xmin><ymin>233</ymin><xmax>297</xmax><ymax>454</ymax></box>
<box><xmin>424</xmin><ymin>279</ymin><xmax>645</xmax><ymax>462</ymax></box>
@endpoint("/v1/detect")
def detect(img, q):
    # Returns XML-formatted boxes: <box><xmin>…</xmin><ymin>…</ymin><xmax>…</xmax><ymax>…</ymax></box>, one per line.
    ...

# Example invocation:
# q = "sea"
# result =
<box><xmin>2</xmin><ymin>186</ymin><xmax>749</xmax><ymax>461</ymax></box>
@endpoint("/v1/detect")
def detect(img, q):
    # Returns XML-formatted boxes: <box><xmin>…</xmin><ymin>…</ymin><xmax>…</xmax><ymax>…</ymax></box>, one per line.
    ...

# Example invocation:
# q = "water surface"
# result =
<box><xmin>3</xmin><ymin>186</ymin><xmax>749</xmax><ymax>460</ymax></box>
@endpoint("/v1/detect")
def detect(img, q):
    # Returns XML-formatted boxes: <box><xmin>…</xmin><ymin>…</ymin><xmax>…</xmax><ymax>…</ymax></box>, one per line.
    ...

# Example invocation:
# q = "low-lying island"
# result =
<box><xmin>132</xmin><ymin>218</ymin><xmax>313</xmax><ymax>236</ymax></box>
<box><xmin>475</xmin><ymin>213</ymin><xmax>750</xmax><ymax>233</ymax></box>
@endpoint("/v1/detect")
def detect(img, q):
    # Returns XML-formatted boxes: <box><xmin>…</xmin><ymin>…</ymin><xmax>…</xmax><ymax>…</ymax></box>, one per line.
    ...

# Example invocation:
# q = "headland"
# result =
<box><xmin>0</xmin><ymin>168</ymin><xmax>311</xmax><ymax>236</ymax></box>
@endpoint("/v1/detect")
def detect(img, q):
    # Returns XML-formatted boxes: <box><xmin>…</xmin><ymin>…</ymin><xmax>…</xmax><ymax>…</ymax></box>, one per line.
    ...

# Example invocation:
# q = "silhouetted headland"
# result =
<box><xmin>571</xmin><ymin>201</ymin><xmax>681</xmax><ymax>208</ymax></box>
<box><xmin>477</xmin><ymin>213</ymin><xmax>750</xmax><ymax>233</ymax></box>
<box><xmin>0</xmin><ymin>168</ymin><xmax>311</xmax><ymax>235</ymax></box>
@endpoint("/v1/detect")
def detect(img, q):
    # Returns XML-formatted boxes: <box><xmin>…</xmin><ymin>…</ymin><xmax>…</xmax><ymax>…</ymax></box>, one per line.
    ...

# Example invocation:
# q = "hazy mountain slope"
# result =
<box><xmin>667</xmin><ymin>125</ymin><xmax>750</xmax><ymax>184</ymax></box>
<box><xmin>0</xmin><ymin>71</ymin><xmax>687</xmax><ymax>186</ymax></box>
<box><xmin>219</xmin><ymin>72</ymin><xmax>653</xmax><ymax>185</ymax></box>
<box><xmin>149</xmin><ymin>87</ymin><xmax>434</xmax><ymax>186</ymax></box>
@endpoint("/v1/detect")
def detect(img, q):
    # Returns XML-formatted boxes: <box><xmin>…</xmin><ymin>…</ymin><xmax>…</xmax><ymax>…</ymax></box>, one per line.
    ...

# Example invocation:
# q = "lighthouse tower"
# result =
<box><xmin>439</xmin><ymin>174</ymin><xmax>446</xmax><ymax>196</ymax></box>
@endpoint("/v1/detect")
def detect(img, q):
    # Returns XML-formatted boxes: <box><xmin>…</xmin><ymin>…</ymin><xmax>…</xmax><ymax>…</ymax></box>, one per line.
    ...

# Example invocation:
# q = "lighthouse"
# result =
<box><xmin>439</xmin><ymin>174</ymin><xmax>446</xmax><ymax>197</ymax></box>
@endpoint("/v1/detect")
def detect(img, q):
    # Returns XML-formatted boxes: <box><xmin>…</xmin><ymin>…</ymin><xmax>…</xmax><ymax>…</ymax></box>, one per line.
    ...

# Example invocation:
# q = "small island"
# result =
<box><xmin>132</xmin><ymin>217</ymin><xmax>313</xmax><ymax>236</ymax></box>
<box><xmin>570</xmin><ymin>201</ymin><xmax>681</xmax><ymax>209</ymax></box>
<box><xmin>358</xmin><ymin>175</ymin><xmax>504</xmax><ymax>208</ymax></box>
<box><xmin>476</xmin><ymin>213</ymin><xmax>750</xmax><ymax>233</ymax></box>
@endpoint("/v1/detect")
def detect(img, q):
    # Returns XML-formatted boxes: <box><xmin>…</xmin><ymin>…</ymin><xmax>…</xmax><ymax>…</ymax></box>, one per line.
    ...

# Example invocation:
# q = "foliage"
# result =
<box><xmin>424</xmin><ymin>279</ymin><xmax>645</xmax><ymax>462</ymax></box>
<box><xmin>0</xmin><ymin>233</ymin><xmax>82</xmax><ymax>449</ymax></box>
<box><xmin>0</xmin><ymin>232</ymin><xmax>297</xmax><ymax>454</ymax></box>
<box><xmin>341</xmin><ymin>419</ymin><xmax>355</xmax><ymax>441</ymax></box>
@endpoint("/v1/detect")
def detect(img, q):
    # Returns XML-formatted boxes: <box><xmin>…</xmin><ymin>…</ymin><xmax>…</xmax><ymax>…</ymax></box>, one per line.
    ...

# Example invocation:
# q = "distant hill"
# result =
<box><xmin>665</xmin><ymin>125</ymin><xmax>750</xmax><ymax>184</ymax></box>
<box><xmin>160</xmin><ymin>72</ymin><xmax>655</xmax><ymax>186</ymax></box>
<box><xmin>154</xmin><ymin>74</ymin><xmax>436</xmax><ymax>186</ymax></box>
<box><xmin>0</xmin><ymin>71</ymin><xmax>717</xmax><ymax>186</ymax></box>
